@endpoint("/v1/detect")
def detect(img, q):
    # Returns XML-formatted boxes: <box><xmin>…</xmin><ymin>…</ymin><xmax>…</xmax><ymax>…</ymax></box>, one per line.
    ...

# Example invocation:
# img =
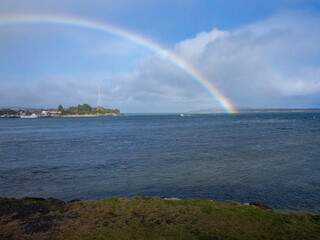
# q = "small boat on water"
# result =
<box><xmin>180</xmin><ymin>114</ymin><xmax>184</xmax><ymax>117</ymax></box>
<box><xmin>0</xmin><ymin>115</ymin><xmax>19</xmax><ymax>118</ymax></box>
<box><xmin>20</xmin><ymin>114</ymin><xmax>38</xmax><ymax>119</ymax></box>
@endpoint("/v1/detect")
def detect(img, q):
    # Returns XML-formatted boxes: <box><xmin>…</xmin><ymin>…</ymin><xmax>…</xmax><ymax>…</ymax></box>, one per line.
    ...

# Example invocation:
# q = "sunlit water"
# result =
<box><xmin>1</xmin><ymin>113</ymin><xmax>320</xmax><ymax>213</ymax></box>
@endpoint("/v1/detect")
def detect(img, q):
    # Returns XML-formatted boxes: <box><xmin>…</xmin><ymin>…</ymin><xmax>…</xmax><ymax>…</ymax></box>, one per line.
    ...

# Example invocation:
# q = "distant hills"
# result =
<box><xmin>190</xmin><ymin>108</ymin><xmax>320</xmax><ymax>114</ymax></box>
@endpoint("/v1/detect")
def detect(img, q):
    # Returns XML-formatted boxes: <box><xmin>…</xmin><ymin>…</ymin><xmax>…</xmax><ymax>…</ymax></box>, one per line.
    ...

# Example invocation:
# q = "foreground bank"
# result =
<box><xmin>0</xmin><ymin>197</ymin><xmax>319</xmax><ymax>239</ymax></box>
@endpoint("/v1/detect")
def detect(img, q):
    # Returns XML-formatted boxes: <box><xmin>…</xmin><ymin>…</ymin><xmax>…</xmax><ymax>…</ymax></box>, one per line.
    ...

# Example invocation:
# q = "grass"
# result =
<box><xmin>0</xmin><ymin>196</ymin><xmax>319</xmax><ymax>239</ymax></box>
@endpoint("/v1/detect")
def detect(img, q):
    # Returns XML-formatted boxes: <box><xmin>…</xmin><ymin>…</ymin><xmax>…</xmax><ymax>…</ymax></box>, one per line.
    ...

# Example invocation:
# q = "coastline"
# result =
<box><xmin>59</xmin><ymin>113</ymin><xmax>123</xmax><ymax>117</ymax></box>
<box><xmin>1</xmin><ymin>196</ymin><xmax>319</xmax><ymax>239</ymax></box>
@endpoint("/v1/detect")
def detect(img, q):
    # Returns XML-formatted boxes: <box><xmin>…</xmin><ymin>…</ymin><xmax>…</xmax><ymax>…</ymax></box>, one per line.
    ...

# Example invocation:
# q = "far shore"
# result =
<box><xmin>60</xmin><ymin>113</ymin><xmax>123</xmax><ymax>117</ymax></box>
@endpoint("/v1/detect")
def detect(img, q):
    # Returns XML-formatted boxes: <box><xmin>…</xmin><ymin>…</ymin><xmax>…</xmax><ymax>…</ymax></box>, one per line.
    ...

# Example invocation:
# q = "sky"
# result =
<box><xmin>1</xmin><ymin>0</ymin><xmax>320</xmax><ymax>113</ymax></box>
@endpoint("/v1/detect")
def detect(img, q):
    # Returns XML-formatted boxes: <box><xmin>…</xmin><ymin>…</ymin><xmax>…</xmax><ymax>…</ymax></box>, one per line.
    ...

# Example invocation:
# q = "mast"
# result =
<box><xmin>97</xmin><ymin>86</ymin><xmax>102</xmax><ymax>108</ymax></box>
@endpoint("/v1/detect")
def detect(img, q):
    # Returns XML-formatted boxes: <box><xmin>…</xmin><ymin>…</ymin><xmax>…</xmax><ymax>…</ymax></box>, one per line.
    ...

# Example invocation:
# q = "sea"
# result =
<box><xmin>1</xmin><ymin>113</ymin><xmax>319</xmax><ymax>213</ymax></box>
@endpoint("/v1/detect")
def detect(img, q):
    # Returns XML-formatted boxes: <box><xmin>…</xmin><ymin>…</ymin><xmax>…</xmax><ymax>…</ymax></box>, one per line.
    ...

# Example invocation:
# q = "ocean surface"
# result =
<box><xmin>1</xmin><ymin>113</ymin><xmax>320</xmax><ymax>213</ymax></box>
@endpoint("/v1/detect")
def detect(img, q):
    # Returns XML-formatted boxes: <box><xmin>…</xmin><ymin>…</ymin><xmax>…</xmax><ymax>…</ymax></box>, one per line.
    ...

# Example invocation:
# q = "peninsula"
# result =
<box><xmin>0</xmin><ymin>104</ymin><xmax>123</xmax><ymax>118</ymax></box>
<box><xmin>57</xmin><ymin>104</ymin><xmax>123</xmax><ymax>117</ymax></box>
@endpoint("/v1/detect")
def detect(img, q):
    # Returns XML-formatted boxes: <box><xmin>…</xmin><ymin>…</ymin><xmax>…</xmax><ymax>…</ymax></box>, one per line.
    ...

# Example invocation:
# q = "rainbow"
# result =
<box><xmin>0</xmin><ymin>14</ymin><xmax>237</xmax><ymax>113</ymax></box>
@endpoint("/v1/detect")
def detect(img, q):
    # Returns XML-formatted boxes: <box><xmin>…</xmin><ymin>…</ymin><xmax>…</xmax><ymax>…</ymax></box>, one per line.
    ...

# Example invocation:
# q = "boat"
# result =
<box><xmin>0</xmin><ymin>115</ymin><xmax>18</xmax><ymax>118</ymax></box>
<box><xmin>180</xmin><ymin>114</ymin><xmax>184</xmax><ymax>117</ymax></box>
<box><xmin>20</xmin><ymin>114</ymin><xmax>38</xmax><ymax>119</ymax></box>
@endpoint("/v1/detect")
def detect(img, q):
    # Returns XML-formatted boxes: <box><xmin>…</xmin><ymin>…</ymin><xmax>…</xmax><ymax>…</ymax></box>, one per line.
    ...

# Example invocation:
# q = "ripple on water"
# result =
<box><xmin>0</xmin><ymin>113</ymin><xmax>320</xmax><ymax>212</ymax></box>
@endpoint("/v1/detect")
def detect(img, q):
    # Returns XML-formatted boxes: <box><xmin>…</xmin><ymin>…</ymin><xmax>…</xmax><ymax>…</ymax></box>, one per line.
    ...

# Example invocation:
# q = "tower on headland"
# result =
<box><xmin>97</xmin><ymin>86</ymin><xmax>103</xmax><ymax>111</ymax></box>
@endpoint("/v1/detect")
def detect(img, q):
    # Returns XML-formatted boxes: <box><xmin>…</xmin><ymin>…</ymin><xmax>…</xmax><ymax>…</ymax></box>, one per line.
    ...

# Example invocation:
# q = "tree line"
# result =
<box><xmin>57</xmin><ymin>104</ymin><xmax>120</xmax><ymax>115</ymax></box>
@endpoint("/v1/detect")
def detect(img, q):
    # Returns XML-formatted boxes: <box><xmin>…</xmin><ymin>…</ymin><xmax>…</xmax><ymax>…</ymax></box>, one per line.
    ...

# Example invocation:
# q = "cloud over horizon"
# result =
<box><xmin>171</xmin><ymin>12</ymin><xmax>320</xmax><ymax>108</ymax></box>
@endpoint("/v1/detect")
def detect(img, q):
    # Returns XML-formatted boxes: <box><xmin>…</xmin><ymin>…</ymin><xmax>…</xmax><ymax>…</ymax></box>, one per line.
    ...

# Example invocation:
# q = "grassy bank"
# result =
<box><xmin>0</xmin><ymin>196</ymin><xmax>319</xmax><ymax>239</ymax></box>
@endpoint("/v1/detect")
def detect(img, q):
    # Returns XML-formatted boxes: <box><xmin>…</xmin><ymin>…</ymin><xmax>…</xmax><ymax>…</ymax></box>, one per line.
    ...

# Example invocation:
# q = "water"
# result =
<box><xmin>1</xmin><ymin>113</ymin><xmax>320</xmax><ymax>213</ymax></box>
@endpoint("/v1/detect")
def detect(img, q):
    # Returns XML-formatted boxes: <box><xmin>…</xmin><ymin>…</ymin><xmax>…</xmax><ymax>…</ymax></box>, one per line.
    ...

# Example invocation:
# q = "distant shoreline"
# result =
<box><xmin>60</xmin><ymin>113</ymin><xmax>123</xmax><ymax>117</ymax></box>
<box><xmin>0</xmin><ymin>104</ymin><xmax>122</xmax><ymax>118</ymax></box>
<box><xmin>191</xmin><ymin>108</ymin><xmax>320</xmax><ymax>114</ymax></box>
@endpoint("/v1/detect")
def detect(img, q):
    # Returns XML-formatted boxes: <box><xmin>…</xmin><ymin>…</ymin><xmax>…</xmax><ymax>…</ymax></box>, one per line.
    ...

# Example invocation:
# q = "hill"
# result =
<box><xmin>190</xmin><ymin>108</ymin><xmax>320</xmax><ymax>114</ymax></box>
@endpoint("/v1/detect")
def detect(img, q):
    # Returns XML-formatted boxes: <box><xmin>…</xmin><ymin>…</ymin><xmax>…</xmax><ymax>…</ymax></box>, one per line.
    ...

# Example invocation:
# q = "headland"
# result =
<box><xmin>0</xmin><ymin>103</ymin><xmax>123</xmax><ymax>118</ymax></box>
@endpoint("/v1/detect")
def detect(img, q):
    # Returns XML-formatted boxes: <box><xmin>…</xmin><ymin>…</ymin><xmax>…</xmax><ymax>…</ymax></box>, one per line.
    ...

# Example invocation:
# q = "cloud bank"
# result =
<box><xmin>171</xmin><ymin>12</ymin><xmax>320</xmax><ymax>109</ymax></box>
<box><xmin>111</xmin><ymin>12</ymin><xmax>320</xmax><ymax>111</ymax></box>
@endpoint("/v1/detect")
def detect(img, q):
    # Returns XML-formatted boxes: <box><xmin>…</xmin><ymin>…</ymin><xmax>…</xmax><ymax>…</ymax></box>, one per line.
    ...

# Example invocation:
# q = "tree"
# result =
<box><xmin>77</xmin><ymin>104</ymin><xmax>82</xmax><ymax>113</ymax></box>
<box><xmin>76</xmin><ymin>104</ymin><xmax>92</xmax><ymax>114</ymax></box>
<box><xmin>57</xmin><ymin>104</ymin><xmax>64</xmax><ymax>114</ymax></box>
<box><xmin>82</xmin><ymin>104</ymin><xmax>92</xmax><ymax>113</ymax></box>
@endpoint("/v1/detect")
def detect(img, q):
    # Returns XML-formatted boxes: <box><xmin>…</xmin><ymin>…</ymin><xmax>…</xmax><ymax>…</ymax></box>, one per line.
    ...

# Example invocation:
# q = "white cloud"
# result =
<box><xmin>174</xmin><ymin>30</ymin><xmax>229</xmax><ymax>60</ymax></box>
<box><xmin>272</xmin><ymin>67</ymin><xmax>320</xmax><ymax>96</ymax></box>
<box><xmin>164</xmin><ymin>12</ymin><xmax>320</xmax><ymax>108</ymax></box>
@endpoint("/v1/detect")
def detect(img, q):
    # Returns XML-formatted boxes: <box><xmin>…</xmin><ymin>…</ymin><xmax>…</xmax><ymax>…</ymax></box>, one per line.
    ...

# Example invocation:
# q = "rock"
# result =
<box><xmin>48</xmin><ymin>198</ymin><xmax>66</xmax><ymax>206</ymax></box>
<box><xmin>249</xmin><ymin>202</ymin><xmax>272</xmax><ymax>210</ymax></box>
<box><xmin>69</xmin><ymin>198</ymin><xmax>81</xmax><ymax>203</ymax></box>
<box><xmin>164</xmin><ymin>198</ymin><xmax>181</xmax><ymax>201</ymax></box>
<box><xmin>21</xmin><ymin>197</ymin><xmax>46</xmax><ymax>201</ymax></box>
<box><xmin>47</xmin><ymin>197</ymin><xmax>63</xmax><ymax>202</ymax></box>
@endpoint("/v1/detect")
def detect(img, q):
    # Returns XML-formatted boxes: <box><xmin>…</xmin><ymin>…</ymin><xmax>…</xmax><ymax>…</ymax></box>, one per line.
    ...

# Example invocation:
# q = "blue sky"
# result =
<box><xmin>1</xmin><ymin>0</ymin><xmax>320</xmax><ymax>112</ymax></box>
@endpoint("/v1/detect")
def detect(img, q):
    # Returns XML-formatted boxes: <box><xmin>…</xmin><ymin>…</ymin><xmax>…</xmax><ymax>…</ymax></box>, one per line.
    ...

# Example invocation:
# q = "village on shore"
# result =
<box><xmin>0</xmin><ymin>104</ymin><xmax>123</xmax><ymax>118</ymax></box>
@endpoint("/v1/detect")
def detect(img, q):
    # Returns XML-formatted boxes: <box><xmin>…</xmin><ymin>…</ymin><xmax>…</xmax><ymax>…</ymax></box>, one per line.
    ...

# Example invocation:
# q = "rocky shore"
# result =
<box><xmin>0</xmin><ymin>196</ymin><xmax>319</xmax><ymax>239</ymax></box>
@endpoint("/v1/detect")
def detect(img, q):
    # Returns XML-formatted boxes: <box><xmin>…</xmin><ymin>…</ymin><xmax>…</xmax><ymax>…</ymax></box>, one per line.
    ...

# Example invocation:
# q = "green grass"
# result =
<box><xmin>0</xmin><ymin>196</ymin><xmax>319</xmax><ymax>239</ymax></box>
